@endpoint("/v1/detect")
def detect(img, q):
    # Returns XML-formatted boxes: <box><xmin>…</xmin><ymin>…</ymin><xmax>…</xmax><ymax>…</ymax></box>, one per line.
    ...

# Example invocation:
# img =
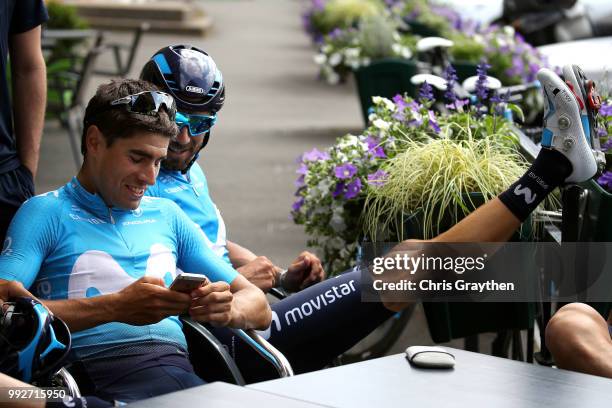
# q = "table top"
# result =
<box><xmin>250</xmin><ymin>347</ymin><xmax>612</xmax><ymax>408</ymax></box>
<box><xmin>125</xmin><ymin>381</ymin><xmax>330</xmax><ymax>408</ymax></box>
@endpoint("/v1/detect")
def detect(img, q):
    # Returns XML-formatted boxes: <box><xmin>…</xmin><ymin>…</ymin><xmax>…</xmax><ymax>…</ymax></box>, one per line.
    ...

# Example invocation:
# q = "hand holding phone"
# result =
<box><xmin>169</xmin><ymin>273</ymin><xmax>209</xmax><ymax>294</ymax></box>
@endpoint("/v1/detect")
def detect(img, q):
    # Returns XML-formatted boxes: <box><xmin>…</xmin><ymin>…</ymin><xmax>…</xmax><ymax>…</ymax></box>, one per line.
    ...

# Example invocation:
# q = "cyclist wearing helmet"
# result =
<box><xmin>141</xmin><ymin>46</ymin><xmax>612</xmax><ymax>381</ymax></box>
<box><xmin>141</xmin><ymin>45</ymin><xmax>324</xmax><ymax>293</ymax></box>
<box><xmin>0</xmin><ymin>78</ymin><xmax>270</xmax><ymax>402</ymax></box>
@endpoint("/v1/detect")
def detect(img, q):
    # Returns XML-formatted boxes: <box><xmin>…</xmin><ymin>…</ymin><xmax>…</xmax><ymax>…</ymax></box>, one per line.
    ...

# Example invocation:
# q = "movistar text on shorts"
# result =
<box><xmin>371</xmin><ymin>253</ymin><xmax>488</xmax><ymax>275</ymax></box>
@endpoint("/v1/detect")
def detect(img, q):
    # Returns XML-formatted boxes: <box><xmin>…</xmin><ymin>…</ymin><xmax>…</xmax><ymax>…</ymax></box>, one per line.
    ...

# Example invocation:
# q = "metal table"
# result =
<box><xmin>125</xmin><ymin>381</ymin><xmax>329</xmax><ymax>408</ymax></box>
<box><xmin>250</xmin><ymin>347</ymin><xmax>612</xmax><ymax>407</ymax></box>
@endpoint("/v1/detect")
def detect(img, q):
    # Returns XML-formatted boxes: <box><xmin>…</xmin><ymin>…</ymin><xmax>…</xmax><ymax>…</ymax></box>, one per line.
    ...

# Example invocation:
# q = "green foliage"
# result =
<box><xmin>46</xmin><ymin>1</ymin><xmax>88</xmax><ymax>30</ymax></box>
<box><xmin>363</xmin><ymin>135</ymin><xmax>528</xmax><ymax>240</ymax></box>
<box><xmin>358</xmin><ymin>15</ymin><xmax>397</xmax><ymax>59</ymax></box>
<box><xmin>45</xmin><ymin>1</ymin><xmax>89</xmax><ymax>62</ymax></box>
<box><xmin>449</xmin><ymin>33</ymin><xmax>485</xmax><ymax>63</ymax></box>
<box><xmin>312</xmin><ymin>0</ymin><xmax>384</xmax><ymax>35</ymax></box>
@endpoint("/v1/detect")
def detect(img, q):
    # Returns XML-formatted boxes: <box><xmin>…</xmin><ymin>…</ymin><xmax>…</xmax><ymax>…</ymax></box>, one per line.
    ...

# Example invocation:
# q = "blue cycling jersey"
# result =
<box><xmin>0</xmin><ymin>177</ymin><xmax>238</xmax><ymax>358</ymax></box>
<box><xmin>146</xmin><ymin>164</ymin><xmax>230</xmax><ymax>264</ymax></box>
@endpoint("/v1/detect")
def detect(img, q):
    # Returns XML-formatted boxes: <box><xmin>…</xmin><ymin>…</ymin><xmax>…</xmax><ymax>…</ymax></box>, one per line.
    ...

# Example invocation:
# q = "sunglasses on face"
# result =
<box><xmin>175</xmin><ymin>111</ymin><xmax>217</xmax><ymax>137</ymax></box>
<box><xmin>110</xmin><ymin>91</ymin><xmax>177</xmax><ymax>121</ymax></box>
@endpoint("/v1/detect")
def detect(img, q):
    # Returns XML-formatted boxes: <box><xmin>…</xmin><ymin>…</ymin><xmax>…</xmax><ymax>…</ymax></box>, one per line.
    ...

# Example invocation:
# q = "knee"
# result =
<box><xmin>545</xmin><ymin>303</ymin><xmax>603</xmax><ymax>353</ymax></box>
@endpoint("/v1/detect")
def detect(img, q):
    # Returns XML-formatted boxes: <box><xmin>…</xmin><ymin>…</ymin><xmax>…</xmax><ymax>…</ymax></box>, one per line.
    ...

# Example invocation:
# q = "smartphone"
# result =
<box><xmin>169</xmin><ymin>273</ymin><xmax>208</xmax><ymax>293</ymax></box>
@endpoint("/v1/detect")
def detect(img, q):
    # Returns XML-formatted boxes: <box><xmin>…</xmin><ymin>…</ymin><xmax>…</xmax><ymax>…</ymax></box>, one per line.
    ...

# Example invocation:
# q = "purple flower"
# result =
<box><xmin>393</xmin><ymin>94</ymin><xmax>408</xmax><ymax>110</ymax></box>
<box><xmin>335</xmin><ymin>163</ymin><xmax>357</xmax><ymax>179</ymax></box>
<box><xmin>597</xmin><ymin>127</ymin><xmax>608</xmax><ymax>139</ymax></box>
<box><xmin>408</xmin><ymin>115</ymin><xmax>424</xmax><ymax>127</ymax></box>
<box><xmin>419</xmin><ymin>81</ymin><xmax>434</xmax><ymax>102</ymax></box>
<box><xmin>392</xmin><ymin>111</ymin><xmax>406</xmax><ymax>122</ymax></box>
<box><xmin>333</xmin><ymin>182</ymin><xmax>345</xmax><ymax>198</ymax></box>
<box><xmin>303</xmin><ymin>148</ymin><xmax>330</xmax><ymax>162</ymax></box>
<box><xmin>328</xmin><ymin>28</ymin><xmax>343</xmax><ymax>40</ymax></box>
<box><xmin>292</xmin><ymin>197</ymin><xmax>305</xmax><ymax>212</ymax></box>
<box><xmin>527</xmin><ymin>62</ymin><xmax>541</xmax><ymax>82</ymax></box>
<box><xmin>297</xmin><ymin>163</ymin><xmax>308</xmax><ymax>175</ymax></box>
<box><xmin>428</xmin><ymin>110</ymin><xmax>440</xmax><ymax>133</ymax></box>
<box><xmin>294</xmin><ymin>174</ymin><xmax>305</xmax><ymax>188</ymax></box>
<box><xmin>475</xmin><ymin>61</ymin><xmax>491</xmax><ymax>103</ymax></box>
<box><xmin>602</xmin><ymin>137</ymin><xmax>612</xmax><ymax>151</ymax></box>
<box><xmin>344</xmin><ymin>178</ymin><xmax>362</xmax><ymax>199</ymax></box>
<box><xmin>312</xmin><ymin>0</ymin><xmax>325</xmax><ymax>11</ymax></box>
<box><xmin>443</xmin><ymin>65</ymin><xmax>458</xmax><ymax>103</ymax></box>
<box><xmin>446</xmin><ymin>99</ymin><xmax>469</xmax><ymax>111</ymax></box>
<box><xmin>364</xmin><ymin>136</ymin><xmax>386</xmax><ymax>158</ymax></box>
<box><xmin>490</xmin><ymin>91</ymin><xmax>510</xmax><ymax>116</ymax></box>
<box><xmin>597</xmin><ymin>171</ymin><xmax>612</xmax><ymax>190</ymax></box>
<box><xmin>600</xmin><ymin>103</ymin><xmax>612</xmax><ymax>117</ymax></box>
<box><xmin>364</xmin><ymin>135</ymin><xmax>379</xmax><ymax>150</ymax></box>
<box><xmin>367</xmin><ymin>170</ymin><xmax>388</xmax><ymax>187</ymax></box>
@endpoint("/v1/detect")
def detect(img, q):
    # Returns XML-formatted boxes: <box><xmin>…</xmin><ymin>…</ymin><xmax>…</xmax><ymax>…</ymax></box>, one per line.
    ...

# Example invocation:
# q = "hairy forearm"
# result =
<box><xmin>43</xmin><ymin>294</ymin><xmax>118</xmax><ymax>332</ymax></box>
<box><xmin>231</xmin><ymin>287</ymin><xmax>271</xmax><ymax>330</ymax></box>
<box><xmin>227</xmin><ymin>240</ymin><xmax>257</xmax><ymax>268</ymax></box>
<box><xmin>12</xmin><ymin>62</ymin><xmax>46</xmax><ymax>178</ymax></box>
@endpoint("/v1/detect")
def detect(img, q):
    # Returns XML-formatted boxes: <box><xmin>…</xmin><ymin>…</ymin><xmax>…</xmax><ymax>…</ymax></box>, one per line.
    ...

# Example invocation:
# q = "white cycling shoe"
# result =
<box><xmin>562</xmin><ymin>64</ymin><xmax>606</xmax><ymax>170</ymax></box>
<box><xmin>537</xmin><ymin>67</ymin><xmax>598</xmax><ymax>183</ymax></box>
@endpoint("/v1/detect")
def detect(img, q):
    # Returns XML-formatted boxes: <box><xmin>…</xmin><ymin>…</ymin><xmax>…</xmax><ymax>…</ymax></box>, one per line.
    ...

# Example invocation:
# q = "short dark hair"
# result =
<box><xmin>81</xmin><ymin>79</ymin><xmax>178</xmax><ymax>155</ymax></box>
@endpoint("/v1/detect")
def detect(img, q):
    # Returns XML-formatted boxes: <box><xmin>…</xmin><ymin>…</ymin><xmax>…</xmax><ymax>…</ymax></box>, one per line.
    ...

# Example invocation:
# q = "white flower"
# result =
<box><xmin>392</xmin><ymin>43</ymin><xmax>402</xmax><ymax>54</ymax></box>
<box><xmin>313</xmin><ymin>54</ymin><xmax>326</xmax><ymax>65</ymax></box>
<box><xmin>323</xmin><ymin>67</ymin><xmax>340</xmax><ymax>85</ymax></box>
<box><xmin>504</xmin><ymin>25</ymin><xmax>515</xmax><ymax>37</ymax></box>
<box><xmin>344</xmin><ymin>47</ymin><xmax>360</xmax><ymax>59</ymax></box>
<box><xmin>382</xmin><ymin>97</ymin><xmax>395</xmax><ymax>111</ymax></box>
<box><xmin>372</xmin><ymin>96</ymin><xmax>383</xmax><ymax>104</ymax></box>
<box><xmin>321</xmin><ymin>44</ymin><xmax>332</xmax><ymax>53</ymax></box>
<box><xmin>400</xmin><ymin>47</ymin><xmax>412</xmax><ymax>59</ymax></box>
<box><xmin>368</xmin><ymin>113</ymin><xmax>377</xmax><ymax>122</ymax></box>
<box><xmin>473</xmin><ymin>34</ymin><xmax>484</xmax><ymax>44</ymax></box>
<box><xmin>348</xmin><ymin>59</ymin><xmax>361</xmax><ymax>70</ymax></box>
<box><xmin>328</xmin><ymin>53</ymin><xmax>342</xmax><ymax>67</ymax></box>
<box><xmin>317</xmin><ymin>179</ymin><xmax>332</xmax><ymax>195</ymax></box>
<box><xmin>373</xmin><ymin>119</ymin><xmax>390</xmax><ymax>130</ymax></box>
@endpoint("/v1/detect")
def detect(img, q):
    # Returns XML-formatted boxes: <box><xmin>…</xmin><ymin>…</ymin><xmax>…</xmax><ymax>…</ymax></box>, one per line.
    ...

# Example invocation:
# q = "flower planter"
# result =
<box><xmin>353</xmin><ymin>58</ymin><xmax>419</xmax><ymax>126</ymax></box>
<box><xmin>401</xmin><ymin>193</ymin><xmax>535</xmax><ymax>343</ymax></box>
<box><xmin>578</xmin><ymin>179</ymin><xmax>612</xmax><ymax>241</ymax></box>
<box><xmin>403</xmin><ymin>21</ymin><xmax>441</xmax><ymax>38</ymax></box>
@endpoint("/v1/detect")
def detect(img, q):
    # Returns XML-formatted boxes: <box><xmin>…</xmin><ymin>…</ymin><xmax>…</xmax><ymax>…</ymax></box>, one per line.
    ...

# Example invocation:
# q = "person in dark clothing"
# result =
<box><xmin>0</xmin><ymin>0</ymin><xmax>48</xmax><ymax>242</ymax></box>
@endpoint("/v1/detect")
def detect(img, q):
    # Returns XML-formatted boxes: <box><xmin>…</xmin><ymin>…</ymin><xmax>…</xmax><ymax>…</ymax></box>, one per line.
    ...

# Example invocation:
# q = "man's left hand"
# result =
<box><xmin>189</xmin><ymin>281</ymin><xmax>236</xmax><ymax>327</ymax></box>
<box><xmin>282</xmin><ymin>251</ymin><xmax>326</xmax><ymax>292</ymax></box>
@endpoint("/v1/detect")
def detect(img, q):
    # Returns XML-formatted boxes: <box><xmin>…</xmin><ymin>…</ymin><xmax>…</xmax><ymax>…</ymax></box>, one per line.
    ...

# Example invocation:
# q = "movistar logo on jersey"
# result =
<box><xmin>186</xmin><ymin>85</ymin><xmax>204</xmax><ymax>94</ymax></box>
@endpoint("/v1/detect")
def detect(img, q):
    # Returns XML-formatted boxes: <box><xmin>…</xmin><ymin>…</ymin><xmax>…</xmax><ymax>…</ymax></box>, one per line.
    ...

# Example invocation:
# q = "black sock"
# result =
<box><xmin>498</xmin><ymin>148</ymin><xmax>572</xmax><ymax>221</ymax></box>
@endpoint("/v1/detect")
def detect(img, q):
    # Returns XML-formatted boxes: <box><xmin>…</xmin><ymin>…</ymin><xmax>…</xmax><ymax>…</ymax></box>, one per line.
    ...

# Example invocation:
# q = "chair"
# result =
<box><xmin>353</xmin><ymin>59</ymin><xmax>419</xmax><ymax>126</ymax></box>
<box><xmin>180</xmin><ymin>316</ymin><xmax>293</xmax><ymax>385</ymax></box>
<box><xmin>94</xmin><ymin>23</ymin><xmax>150</xmax><ymax>77</ymax></box>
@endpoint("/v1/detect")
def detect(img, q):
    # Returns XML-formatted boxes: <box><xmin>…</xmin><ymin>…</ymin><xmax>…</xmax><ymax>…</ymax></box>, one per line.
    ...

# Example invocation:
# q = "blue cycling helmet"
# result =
<box><xmin>0</xmin><ymin>297</ymin><xmax>71</xmax><ymax>384</ymax></box>
<box><xmin>140</xmin><ymin>44</ymin><xmax>225</xmax><ymax>113</ymax></box>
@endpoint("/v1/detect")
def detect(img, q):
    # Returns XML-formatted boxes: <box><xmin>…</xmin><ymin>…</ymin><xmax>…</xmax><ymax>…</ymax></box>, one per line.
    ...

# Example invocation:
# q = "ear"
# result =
<box><xmin>85</xmin><ymin>125</ymin><xmax>105</xmax><ymax>156</ymax></box>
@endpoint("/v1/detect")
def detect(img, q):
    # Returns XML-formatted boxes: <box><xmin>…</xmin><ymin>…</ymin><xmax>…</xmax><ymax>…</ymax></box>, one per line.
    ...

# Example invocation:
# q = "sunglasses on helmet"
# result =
<box><xmin>175</xmin><ymin>111</ymin><xmax>217</xmax><ymax>137</ymax></box>
<box><xmin>110</xmin><ymin>91</ymin><xmax>177</xmax><ymax>121</ymax></box>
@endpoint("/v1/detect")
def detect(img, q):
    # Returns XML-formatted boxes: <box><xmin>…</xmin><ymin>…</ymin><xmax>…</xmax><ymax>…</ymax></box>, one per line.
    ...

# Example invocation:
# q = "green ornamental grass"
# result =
<box><xmin>363</xmin><ymin>136</ymin><xmax>528</xmax><ymax>240</ymax></box>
